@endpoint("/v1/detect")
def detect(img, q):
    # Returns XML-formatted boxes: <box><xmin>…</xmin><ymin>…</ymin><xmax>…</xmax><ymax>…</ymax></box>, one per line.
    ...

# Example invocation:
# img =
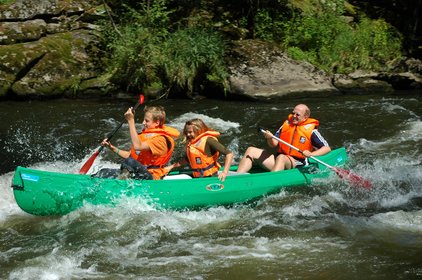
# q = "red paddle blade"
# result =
<box><xmin>133</xmin><ymin>94</ymin><xmax>145</xmax><ymax>111</ymax></box>
<box><xmin>334</xmin><ymin>168</ymin><xmax>373</xmax><ymax>189</ymax></box>
<box><xmin>79</xmin><ymin>150</ymin><xmax>100</xmax><ymax>174</ymax></box>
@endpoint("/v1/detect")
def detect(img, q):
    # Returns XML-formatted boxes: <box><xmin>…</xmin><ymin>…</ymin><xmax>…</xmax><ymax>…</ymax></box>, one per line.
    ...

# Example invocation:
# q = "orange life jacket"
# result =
<box><xmin>130</xmin><ymin>125</ymin><xmax>180</xmax><ymax>179</ymax></box>
<box><xmin>186</xmin><ymin>130</ymin><xmax>221</xmax><ymax>178</ymax></box>
<box><xmin>278</xmin><ymin>115</ymin><xmax>319</xmax><ymax>159</ymax></box>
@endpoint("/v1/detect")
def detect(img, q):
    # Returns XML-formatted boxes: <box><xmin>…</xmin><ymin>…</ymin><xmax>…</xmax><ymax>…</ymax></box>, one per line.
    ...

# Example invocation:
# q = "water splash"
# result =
<box><xmin>171</xmin><ymin>112</ymin><xmax>240</xmax><ymax>133</ymax></box>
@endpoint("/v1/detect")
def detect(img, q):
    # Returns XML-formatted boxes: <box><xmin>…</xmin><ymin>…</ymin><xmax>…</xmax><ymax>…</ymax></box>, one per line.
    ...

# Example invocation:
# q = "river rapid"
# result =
<box><xmin>0</xmin><ymin>92</ymin><xmax>421</xmax><ymax>279</ymax></box>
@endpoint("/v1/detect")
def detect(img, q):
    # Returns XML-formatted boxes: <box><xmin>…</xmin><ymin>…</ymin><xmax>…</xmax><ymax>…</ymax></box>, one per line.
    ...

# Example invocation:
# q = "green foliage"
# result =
<box><xmin>0</xmin><ymin>0</ymin><xmax>15</xmax><ymax>5</ymax></box>
<box><xmin>287</xmin><ymin>46</ymin><xmax>318</xmax><ymax>65</ymax></box>
<box><xmin>281</xmin><ymin>1</ymin><xmax>402</xmax><ymax>73</ymax></box>
<box><xmin>254</xmin><ymin>9</ymin><xmax>275</xmax><ymax>41</ymax></box>
<box><xmin>354</xmin><ymin>18</ymin><xmax>402</xmax><ymax>67</ymax></box>
<box><xmin>160</xmin><ymin>27</ymin><xmax>228</xmax><ymax>95</ymax></box>
<box><xmin>253</xmin><ymin>7</ymin><xmax>288</xmax><ymax>43</ymax></box>
<box><xmin>104</xmin><ymin>1</ymin><xmax>171</xmax><ymax>92</ymax></box>
<box><xmin>107</xmin><ymin>24</ymin><xmax>161</xmax><ymax>91</ymax></box>
<box><xmin>102</xmin><ymin>0</ymin><xmax>404</xmax><ymax>94</ymax></box>
<box><xmin>250</xmin><ymin>0</ymin><xmax>402</xmax><ymax>73</ymax></box>
<box><xmin>103</xmin><ymin>0</ymin><xmax>228</xmax><ymax>96</ymax></box>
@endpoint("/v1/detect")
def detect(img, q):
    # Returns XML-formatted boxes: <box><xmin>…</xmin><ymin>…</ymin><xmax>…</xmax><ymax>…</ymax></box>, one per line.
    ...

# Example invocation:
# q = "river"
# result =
<box><xmin>0</xmin><ymin>92</ymin><xmax>421</xmax><ymax>279</ymax></box>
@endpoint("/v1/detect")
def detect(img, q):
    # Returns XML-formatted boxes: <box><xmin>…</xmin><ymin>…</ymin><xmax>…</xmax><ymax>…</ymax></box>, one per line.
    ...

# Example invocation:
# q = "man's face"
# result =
<box><xmin>291</xmin><ymin>105</ymin><xmax>308</xmax><ymax>125</ymax></box>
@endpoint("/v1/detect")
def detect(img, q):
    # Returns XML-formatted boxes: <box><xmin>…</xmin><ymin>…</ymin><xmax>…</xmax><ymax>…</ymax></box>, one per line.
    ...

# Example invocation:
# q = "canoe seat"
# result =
<box><xmin>163</xmin><ymin>174</ymin><xmax>193</xmax><ymax>180</ymax></box>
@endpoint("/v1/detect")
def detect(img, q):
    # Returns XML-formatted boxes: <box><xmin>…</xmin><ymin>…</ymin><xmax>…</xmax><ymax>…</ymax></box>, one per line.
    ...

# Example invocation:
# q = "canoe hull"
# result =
<box><xmin>11</xmin><ymin>148</ymin><xmax>348</xmax><ymax>216</ymax></box>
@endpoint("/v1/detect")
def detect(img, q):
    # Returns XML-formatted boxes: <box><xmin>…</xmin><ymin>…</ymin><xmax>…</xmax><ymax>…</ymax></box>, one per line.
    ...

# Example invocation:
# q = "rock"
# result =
<box><xmin>1</xmin><ymin>1</ymin><xmax>421</xmax><ymax>100</ymax></box>
<box><xmin>0</xmin><ymin>0</ymin><xmax>107</xmax><ymax>99</ymax></box>
<box><xmin>228</xmin><ymin>40</ymin><xmax>338</xmax><ymax>99</ymax></box>
<box><xmin>333</xmin><ymin>74</ymin><xmax>394</xmax><ymax>94</ymax></box>
<box><xmin>0</xmin><ymin>0</ymin><xmax>99</xmax><ymax>21</ymax></box>
<box><xmin>0</xmin><ymin>19</ymin><xmax>47</xmax><ymax>44</ymax></box>
<box><xmin>333</xmin><ymin>60</ymin><xmax>422</xmax><ymax>93</ymax></box>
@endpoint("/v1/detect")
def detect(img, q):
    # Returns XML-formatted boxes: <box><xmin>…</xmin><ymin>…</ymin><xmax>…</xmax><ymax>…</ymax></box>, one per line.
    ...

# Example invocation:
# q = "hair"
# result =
<box><xmin>304</xmin><ymin>106</ymin><xmax>310</xmax><ymax>117</ymax></box>
<box><xmin>144</xmin><ymin>106</ymin><xmax>166</xmax><ymax>127</ymax></box>
<box><xmin>296</xmin><ymin>104</ymin><xmax>311</xmax><ymax>117</ymax></box>
<box><xmin>182</xmin><ymin>118</ymin><xmax>210</xmax><ymax>143</ymax></box>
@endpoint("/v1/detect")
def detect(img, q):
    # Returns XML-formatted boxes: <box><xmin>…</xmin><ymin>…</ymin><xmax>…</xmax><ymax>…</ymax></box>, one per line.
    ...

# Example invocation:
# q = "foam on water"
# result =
<box><xmin>0</xmin><ymin>171</ymin><xmax>23</xmax><ymax>221</ymax></box>
<box><xmin>371</xmin><ymin>210</ymin><xmax>422</xmax><ymax>233</ymax></box>
<box><xmin>1</xmin><ymin>96</ymin><xmax>422</xmax><ymax>279</ymax></box>
<box><xmin>8</xmin><ymin>246</ymin><xmax>103</xmax><ymax>280</ymax></box>
<box><xmin>171</xmin><ymin>112</ymin><xmax>240</xmax><ymax>133</ymax></box>
<box><xmin>344</xmin><ymin>118</ymin><xmax>422</xmax><ymax>201</ymax></box>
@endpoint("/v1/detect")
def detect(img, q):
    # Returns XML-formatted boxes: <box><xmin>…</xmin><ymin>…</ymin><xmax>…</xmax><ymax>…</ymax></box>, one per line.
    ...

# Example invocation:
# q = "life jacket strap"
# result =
<box><xmin>192</xmin><ymin>163</ymin><xmax>216</xmax><ymax>177</ymax></box>
<box><xmin>147</xmin><ymin>165</ymin><xmax>163</xmax><ymax>170</ymax></box>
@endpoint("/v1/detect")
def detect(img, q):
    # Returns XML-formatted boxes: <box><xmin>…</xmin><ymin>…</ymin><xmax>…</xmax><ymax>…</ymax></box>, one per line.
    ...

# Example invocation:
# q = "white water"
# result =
<box><xmin>1</xmin><ymin>95</ymin><xmax>421</xmax><ymax>279</ymax></box>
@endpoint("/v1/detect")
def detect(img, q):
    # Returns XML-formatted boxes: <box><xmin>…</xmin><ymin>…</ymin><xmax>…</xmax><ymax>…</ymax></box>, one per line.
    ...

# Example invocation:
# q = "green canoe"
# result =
<box><xmin>11</xmin><ymin>148</ymin><xmax>348</xmax><ymax>216</ymax></box>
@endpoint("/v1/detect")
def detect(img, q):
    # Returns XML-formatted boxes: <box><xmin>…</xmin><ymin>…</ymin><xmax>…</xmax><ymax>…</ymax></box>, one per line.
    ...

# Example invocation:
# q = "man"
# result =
<box><xmin>237</xmin><ymin>104</ymin><xmax>331</xmax><ymax>173</ymax></box>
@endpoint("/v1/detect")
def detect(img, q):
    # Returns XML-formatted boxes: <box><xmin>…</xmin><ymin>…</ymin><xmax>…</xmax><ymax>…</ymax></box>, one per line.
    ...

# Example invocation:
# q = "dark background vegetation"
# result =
<box><xmin>1</xmin><ymin>0</ymin><xmax>418</xmax><ymax>98</ymax></box>
<box><xmin>99</xmin><ymin>0</ymin><xmax>420</xmax><ymax>97</ymax></box>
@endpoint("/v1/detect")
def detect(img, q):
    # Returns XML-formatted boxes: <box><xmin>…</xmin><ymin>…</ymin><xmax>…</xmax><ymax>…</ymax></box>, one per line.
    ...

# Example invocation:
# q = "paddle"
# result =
<box><xmin>258</xmin><ymin>128</ymin><xmax>373</xmax><ymax>189</ymax></box>
<box><xmin>79</xmin><ymin>94</ymin><xmax>145</xmax><ymax>174</ymax></box>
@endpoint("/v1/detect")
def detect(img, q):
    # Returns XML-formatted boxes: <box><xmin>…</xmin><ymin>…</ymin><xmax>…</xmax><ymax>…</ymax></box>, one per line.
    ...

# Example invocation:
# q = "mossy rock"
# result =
<box><xmin>1</xmin><ymin>30</ymin><xmax>103</xmax><ymax>97</ymax></box>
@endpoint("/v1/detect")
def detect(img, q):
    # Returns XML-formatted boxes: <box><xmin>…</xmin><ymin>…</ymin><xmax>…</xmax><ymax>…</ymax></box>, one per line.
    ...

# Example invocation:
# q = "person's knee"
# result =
<box><xmin>244</xmin><ymin>146</ymin><xmax>255</xmax><ymax>154</ymax></box>
<box><xmin>120</xmin><ymin>157</ymin><xmax>139</xmax><ymax>173</ymax></box>
<box><xmin>121</xmin><ymin>157</ymin><xmax>153</xmax><ymax>180</ymax></box>
<box><xmin>275</xmin><ymin>154</ymin><xmax>294</xmax><ymax>170</ymax></box>
<box><xmin>245</xmin><ymin>146</ymin><xmax>261</xmax><ymax>157</ymax></box>
<box><xmin>272</xmin><ymin>155</ymin><xmax>286</xmax><ymax>169</ymax></box>
<box><xmin>92</xmin><ymin>168</ymin><xmax>120</xmax><ymax>178</ymax></box>
<box><xmin>276</xmin><ymin>154</ymin><xmax>288</xmax><ymax>162</ymax></box>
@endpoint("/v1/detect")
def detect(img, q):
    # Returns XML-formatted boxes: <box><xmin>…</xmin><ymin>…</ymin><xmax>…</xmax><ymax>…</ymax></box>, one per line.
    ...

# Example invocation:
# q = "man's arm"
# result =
<box><xmin>306</xmin><ymin>130</ymin><xmax>331</xmax><ymax>157</ymax></box>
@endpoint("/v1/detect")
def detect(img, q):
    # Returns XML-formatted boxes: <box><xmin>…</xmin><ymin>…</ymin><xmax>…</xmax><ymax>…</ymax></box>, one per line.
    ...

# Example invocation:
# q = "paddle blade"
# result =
<box><xmin>79</xmin><ymin>150</ymin><xmax>100</xmax><ymax>174</ymax></box>
<box><xmin>133</xmin><ymin>94</ymin><xmax>145</xmax><ymax>111</ymax></box>
<box><xmin>334</xmin><ymin>168</ymin><xmax>373</xmax><ymax>189</ymax></box>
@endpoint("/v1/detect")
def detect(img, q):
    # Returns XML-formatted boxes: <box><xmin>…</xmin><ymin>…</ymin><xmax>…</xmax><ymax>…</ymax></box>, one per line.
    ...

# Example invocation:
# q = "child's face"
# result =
<box><xmin>185</xmin><ymin>125</ymin><xmax>197</xmax><ymax>141</ymax></box>
<box><xmin>142</xmin><ymin>112</ymin><xmax>160</xmax><ymax>129</ymax></box>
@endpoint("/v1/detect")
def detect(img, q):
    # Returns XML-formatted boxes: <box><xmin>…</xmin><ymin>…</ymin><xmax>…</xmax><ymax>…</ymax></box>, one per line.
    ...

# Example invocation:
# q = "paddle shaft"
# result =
<box><xmin>99</xmin><ymin>100</ymin><xmax>144</xmax><ymax>150</ymax></box>
<box><xmin>259</xmin><ymin>128</ymin><xmax>373</xmax><ymax>189</ymax></box>
<box><xmin>79</xmin><ymin>95</ymin><xmax>144</xmax><ymax>174</ymax></box>
<box><xmin>259</xmin><ymin>128</ymin><xmax>335</xmax><ymax>169</ymax></box>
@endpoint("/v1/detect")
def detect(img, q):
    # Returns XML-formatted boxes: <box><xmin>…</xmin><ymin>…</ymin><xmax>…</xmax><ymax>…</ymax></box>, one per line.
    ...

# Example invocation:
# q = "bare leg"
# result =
<box><xmin>237</xmin><ymin>146</ymin><xmax>275</xmax><ymax>173</ymax></box>
<box><xmin>272</xmin><ymin>154</ymin><xmax>295</xmax><ymax>171</ymax></box>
